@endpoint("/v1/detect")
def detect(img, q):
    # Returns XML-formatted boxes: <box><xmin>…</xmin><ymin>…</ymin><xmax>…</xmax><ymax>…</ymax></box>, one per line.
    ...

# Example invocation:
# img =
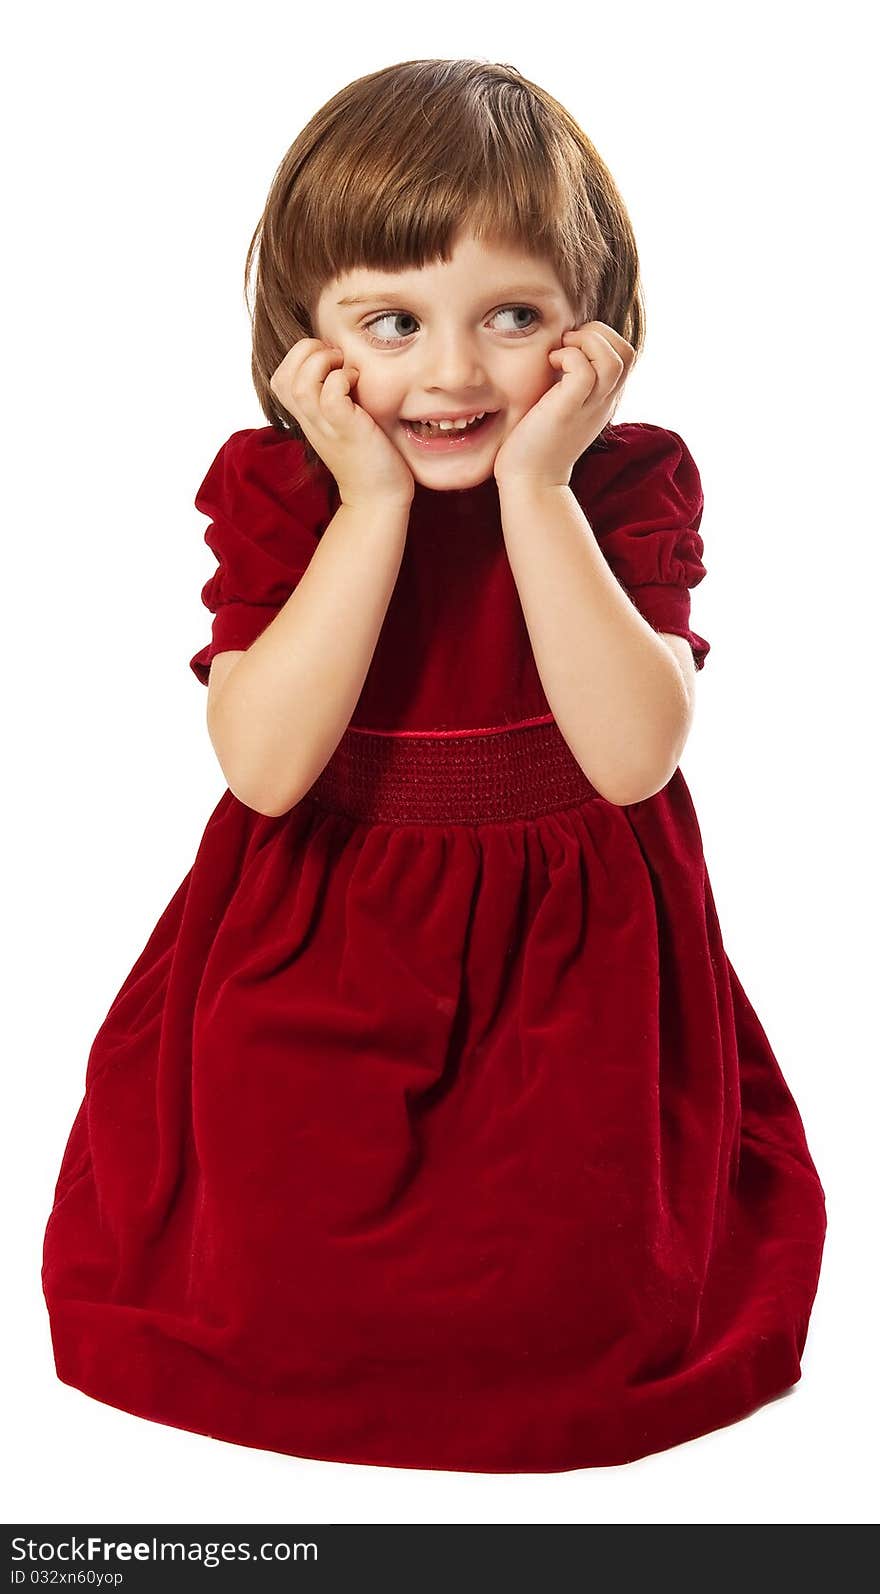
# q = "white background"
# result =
<box><xmin>5</xmin><ymin>0</ymin><xmax>877</xmax><ymax>1528</ymax></box>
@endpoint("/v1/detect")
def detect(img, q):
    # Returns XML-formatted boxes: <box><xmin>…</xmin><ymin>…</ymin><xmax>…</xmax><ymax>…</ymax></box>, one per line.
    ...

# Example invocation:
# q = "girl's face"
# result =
<box><xmin>312</xmin><ymin>227</ymin><xmax>580</xmax><ymax>490</ymax></box>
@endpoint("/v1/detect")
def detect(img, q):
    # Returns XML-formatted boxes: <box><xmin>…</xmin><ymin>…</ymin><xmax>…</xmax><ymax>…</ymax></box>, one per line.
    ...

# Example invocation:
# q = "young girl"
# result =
<box><xmin>41</xmin><ymin>57</ymin><xmax>827</xmax><ymax>1473</ymax></box>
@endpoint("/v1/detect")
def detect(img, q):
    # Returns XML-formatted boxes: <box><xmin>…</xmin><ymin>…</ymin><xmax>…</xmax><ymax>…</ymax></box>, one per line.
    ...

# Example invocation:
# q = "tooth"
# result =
<box><xmin>422</xmin><ymin>413</ymin><xmax>483</xmax><ymax>430</ymax></box>
<box><xmin>407</xmin><ymin>411</ymin><xmax>487</xmax><ymax>435</ymax></box>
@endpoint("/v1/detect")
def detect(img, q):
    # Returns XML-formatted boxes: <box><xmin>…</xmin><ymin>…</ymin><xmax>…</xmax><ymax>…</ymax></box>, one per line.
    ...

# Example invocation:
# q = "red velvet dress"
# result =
<box><xmin>41</xmin><ymin>422</ymin><xmax>827</xmax><ymax>1471</ymax></box>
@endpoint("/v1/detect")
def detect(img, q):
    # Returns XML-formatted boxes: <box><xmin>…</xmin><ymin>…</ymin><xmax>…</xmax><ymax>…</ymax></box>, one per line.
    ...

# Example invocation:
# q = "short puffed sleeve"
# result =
<box><xmin>189</xmin><ymin>427</ymin><xmax>333</xmax><ymax>685</ymax></box>
<box><xmin>572</xmin><ymin>423</ymin><xmax>711</xmax><ymax>670</ymax></box>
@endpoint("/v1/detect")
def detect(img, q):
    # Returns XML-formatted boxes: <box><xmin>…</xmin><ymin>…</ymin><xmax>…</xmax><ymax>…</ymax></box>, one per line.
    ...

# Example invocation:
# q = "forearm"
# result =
<box><xmin>210</xmin><ymin>497</ymin><xmax>411</xmax><ymax>816</ymax></box>
<box><xmin>498</xmin><ymin>482</ymin><xmax>690</xmax><ymax>805</ymax></box>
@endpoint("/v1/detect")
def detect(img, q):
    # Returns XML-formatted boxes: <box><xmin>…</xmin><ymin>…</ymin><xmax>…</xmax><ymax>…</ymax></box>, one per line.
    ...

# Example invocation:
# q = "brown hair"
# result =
<box><xmin>243</xmin><ymin>58</ymin><xmax>645</xmax><ymax>490</ymax></box>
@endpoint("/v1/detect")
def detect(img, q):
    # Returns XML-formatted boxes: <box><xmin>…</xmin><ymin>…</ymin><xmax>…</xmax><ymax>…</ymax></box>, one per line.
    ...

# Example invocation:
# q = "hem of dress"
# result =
<box><xmin>45</xmin><ymin>1298</ymin><xmax>806</xmax><ymax>1473</ymax></box>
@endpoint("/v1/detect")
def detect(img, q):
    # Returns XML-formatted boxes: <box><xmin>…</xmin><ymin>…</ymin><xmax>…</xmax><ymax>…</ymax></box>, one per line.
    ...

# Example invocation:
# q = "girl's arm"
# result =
<box><xmin>499</xmin><ymin>481</ymin><xmax>694</xmax><ymax>806</ymax></box>
<box><xmin>206</xmin><ymin>497</ymin><xmax>410</xmax><ymax>816</ymax></box>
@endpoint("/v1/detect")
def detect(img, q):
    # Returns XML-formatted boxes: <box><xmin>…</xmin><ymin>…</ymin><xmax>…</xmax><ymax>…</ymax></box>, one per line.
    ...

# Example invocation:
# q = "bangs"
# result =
<box><xmin>295</xmin><ymin>94</ymin><xmax>604</xmax><ymax>322</ymax></box>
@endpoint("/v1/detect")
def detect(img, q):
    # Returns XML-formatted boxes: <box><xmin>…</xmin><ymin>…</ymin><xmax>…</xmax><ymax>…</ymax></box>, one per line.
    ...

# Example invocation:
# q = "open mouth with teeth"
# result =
<box><xmin>402</xmin><ymin>411</ymin><xmax>498</xmax><ymax>445</ymax></box>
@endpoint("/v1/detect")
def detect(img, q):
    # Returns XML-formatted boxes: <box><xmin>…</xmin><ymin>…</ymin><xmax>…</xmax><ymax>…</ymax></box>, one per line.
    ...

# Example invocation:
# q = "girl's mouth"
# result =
<box><xmin>401</xmin><ymin>412</ymin><xmax>499</xmax><ymax>451</ymax></box>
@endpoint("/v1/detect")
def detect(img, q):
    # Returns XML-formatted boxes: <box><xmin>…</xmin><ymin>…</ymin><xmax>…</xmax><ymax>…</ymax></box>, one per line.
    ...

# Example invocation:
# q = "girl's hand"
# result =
<box><xmin>493</xmin><ymin>322</ymin><xmax>636</xmax><ymax>490</ymax></box>
<box><xmin>270</xmin><ymin>339</ymin><xmax>415</xmax><ymax>509</ymax></box>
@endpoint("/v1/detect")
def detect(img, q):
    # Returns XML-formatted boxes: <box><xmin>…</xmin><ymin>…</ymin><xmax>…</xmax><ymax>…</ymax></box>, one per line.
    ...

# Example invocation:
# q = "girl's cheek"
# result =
<box><xmin>356</xmin><ymin>378</ymin><xmax>400</xmax><ymax>420</ymax></box>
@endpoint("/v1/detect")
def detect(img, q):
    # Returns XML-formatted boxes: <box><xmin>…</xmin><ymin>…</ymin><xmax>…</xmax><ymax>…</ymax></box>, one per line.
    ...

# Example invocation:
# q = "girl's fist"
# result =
<box><xmin>270</xmin><ymin>340</ymin><xmax>414</xmax><ymax>510</ymax></box>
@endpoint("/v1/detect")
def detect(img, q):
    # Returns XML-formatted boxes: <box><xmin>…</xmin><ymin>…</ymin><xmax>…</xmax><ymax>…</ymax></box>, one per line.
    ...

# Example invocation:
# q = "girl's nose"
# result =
<box><xmin>422</xmin><ymin>335</ymin><xmax>488</xmax><ymax>388</ymax></box>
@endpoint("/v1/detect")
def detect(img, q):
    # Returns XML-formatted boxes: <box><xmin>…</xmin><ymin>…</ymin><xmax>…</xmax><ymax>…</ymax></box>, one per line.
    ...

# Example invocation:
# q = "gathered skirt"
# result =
<box><xmin>42</xmin><ymin>718</ymin><xmax>827</xmax><ymax>1470</ymax></box>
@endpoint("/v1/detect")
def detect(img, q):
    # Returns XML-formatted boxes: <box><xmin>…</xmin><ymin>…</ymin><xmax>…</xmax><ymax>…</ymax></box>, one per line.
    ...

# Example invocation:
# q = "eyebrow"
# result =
<box><xmin>336</xmin><ymin>284</ymin><xmax>563</xmax><ymax>308</ymax></box>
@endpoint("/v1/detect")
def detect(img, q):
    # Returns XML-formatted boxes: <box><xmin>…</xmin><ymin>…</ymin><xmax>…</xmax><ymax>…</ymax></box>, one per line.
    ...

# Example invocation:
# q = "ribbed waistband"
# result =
<box><xmin>302</xmin><ymin>715</ymin><xmax>599</xmax><ymax>824</ymax></box>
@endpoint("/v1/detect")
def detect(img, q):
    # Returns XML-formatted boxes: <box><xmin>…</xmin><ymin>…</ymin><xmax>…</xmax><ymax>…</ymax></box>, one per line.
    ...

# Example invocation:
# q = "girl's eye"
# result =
<box><xmin>361</xmin><ymin>305</ymin><xmax>542</xmax><ymax>346</ymax></box>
